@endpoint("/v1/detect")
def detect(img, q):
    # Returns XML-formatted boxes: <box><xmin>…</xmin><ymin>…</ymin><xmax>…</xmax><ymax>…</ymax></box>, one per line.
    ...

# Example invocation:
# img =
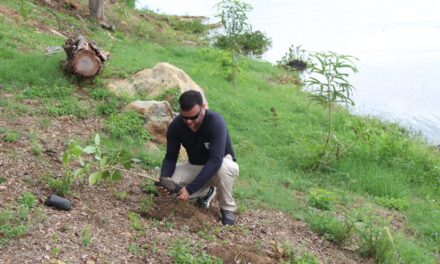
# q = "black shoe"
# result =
<box><xmin>197</xmin><ymin>187</ymin><xmax>217</xmax><ymax>209</ymax></box>
<box><xmin>220</xmin><ymin>209</ymin><xmax>235</xmax><ymax>226</ymax></box>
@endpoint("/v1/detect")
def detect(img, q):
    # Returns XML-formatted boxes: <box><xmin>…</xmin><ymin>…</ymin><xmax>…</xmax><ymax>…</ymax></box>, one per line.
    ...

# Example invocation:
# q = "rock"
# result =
<box><xmin>108</xmin><ymin>62</ymin><xmax>208</xmax><ymax>107</ymax></box>
<box><xmin>144</xmin><ymin>141</ymin><xmax>160</xmax><ymax>152</ymax></box>
<box><xmin>107</xmin><ymin>79</ymin><xmax>136</xmax><ymax>97</ymax></box>
<box><xmin>124</xmin><ymin>100</ymin><xmax>173</xmax><ymax>144</ymax></box>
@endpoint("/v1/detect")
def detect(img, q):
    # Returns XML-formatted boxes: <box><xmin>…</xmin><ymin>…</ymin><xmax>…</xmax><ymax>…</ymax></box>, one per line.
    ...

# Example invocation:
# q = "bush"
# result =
<box><xmin>214</xmin><ymin>30</ymin><xmax>272</xmax><ymax>58</ymax></box>
<box><xmin>308</xmin><ymin>188</ymin><xmax>336</xmax><ymax>211</ymax></box>
<box><xmin>307</xmin><ymin>213</ymin><xmax>354</xmax><ymax>244</ymax></box>
<box><xmin>357</xmin><ymin>223</ymin><xmax>393</xmax><ymax>262</ymax></box>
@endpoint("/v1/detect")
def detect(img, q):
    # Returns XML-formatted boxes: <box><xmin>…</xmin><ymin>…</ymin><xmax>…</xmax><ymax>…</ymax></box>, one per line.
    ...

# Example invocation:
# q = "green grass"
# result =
<box><xmin>0</xmin><ymin>192</ymin><xmax>38</xmax><ymax>248</ymax></box>
<box><xmin>1</xmin><ymin>1</ymin><xmax>439</xmax><ymax>262</ymax></box>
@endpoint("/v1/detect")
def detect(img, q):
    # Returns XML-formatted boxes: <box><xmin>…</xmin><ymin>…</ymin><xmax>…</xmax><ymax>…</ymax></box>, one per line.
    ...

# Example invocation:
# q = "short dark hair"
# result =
<box><xmin>179</xmin><ymin>90</ymin><xmax>203</xmax><ymax>111</ymax></box>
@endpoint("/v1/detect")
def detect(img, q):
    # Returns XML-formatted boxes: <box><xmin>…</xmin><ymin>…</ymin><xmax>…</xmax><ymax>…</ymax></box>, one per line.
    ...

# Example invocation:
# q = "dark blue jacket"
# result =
<box><xmin>160</xmin><ymin>110</ymin><xmax>236</xmax><ymax>194</ymax></box>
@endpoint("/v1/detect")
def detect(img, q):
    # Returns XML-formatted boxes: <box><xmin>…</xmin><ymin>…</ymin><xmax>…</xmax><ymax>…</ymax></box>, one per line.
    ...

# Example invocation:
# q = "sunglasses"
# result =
<box><xmin>181</xmin><ymin>110</ymin><xmax>201</xmax><ymax>121</ymax></box>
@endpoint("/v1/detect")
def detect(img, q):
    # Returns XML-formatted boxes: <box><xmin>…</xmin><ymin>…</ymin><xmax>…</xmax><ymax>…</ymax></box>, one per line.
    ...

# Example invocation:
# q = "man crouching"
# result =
<box><xmin>157</xmin><ymin>90</ymin><xmax>239</xmax><ymax>226</ymax></box>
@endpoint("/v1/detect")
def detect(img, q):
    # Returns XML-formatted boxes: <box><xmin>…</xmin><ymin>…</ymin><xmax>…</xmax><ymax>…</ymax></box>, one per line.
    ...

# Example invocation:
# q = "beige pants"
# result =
<box><xmin>170</xmin><ymin>155</ymin><xmax>239</xmax><ymax>212</ymax></box>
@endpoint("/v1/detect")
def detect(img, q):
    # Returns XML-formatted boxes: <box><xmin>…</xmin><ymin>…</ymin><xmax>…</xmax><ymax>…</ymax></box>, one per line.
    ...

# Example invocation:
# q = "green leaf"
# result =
<box><xmin>88</xmin><ymin>171</ymin><xmax>103</xmax><ymax>185</ymax></box>
<box><xmin>111</xmin><ymin>171</ymin><xmax>123</xmax><ymax>181</ymax></box>
<box><xmin>62</xmin><ymin>152</ymin><xmax>69</xmax><ymax>167</ymax></box>
<box><xmin>100</xmin><ymin>156</ymin><xmax>108</xmax><ymax>170</ymax></box>
<box><xmin>94</xmin><ymin>134</ymin><xmax>100</xmax><ymax>146</ymax></box>
<box><xmin>83</xmin><ymin>146</ymin><xmax>96</xmax><ymax>154</ymax></box>
<box><xmin>69</xmin><ymin>143</ymin><xmax>83</xmax><ymax>156</ymax></box>
<box><xmin>102</xmin><ymin>170</ymin><xmax>110</xmax><ymax>179</ymax></box>
<box><xmin>123</xmin><ymin>161</ymin><xmax>132</xmax><ymax>170</ymax></box>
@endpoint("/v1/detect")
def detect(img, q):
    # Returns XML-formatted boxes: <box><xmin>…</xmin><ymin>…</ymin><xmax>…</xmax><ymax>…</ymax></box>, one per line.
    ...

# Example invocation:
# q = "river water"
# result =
<box><xmin>136</xmin><ymin>0</ymin><xmax>440</xmax><ymax>145</ymax></box>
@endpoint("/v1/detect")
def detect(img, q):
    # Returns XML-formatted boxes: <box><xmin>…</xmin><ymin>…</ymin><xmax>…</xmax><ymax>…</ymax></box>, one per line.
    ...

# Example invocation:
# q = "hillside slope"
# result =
<box><xmin>1</xmin><ymin>1</ymin><xmax>439</xmax><ymax>263</ymax></box>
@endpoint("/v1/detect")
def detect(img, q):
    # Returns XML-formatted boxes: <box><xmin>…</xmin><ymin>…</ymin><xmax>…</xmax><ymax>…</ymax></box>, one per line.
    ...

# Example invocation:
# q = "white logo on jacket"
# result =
<box><xmin>204</xmin><ymin>142</ymin><xmax>210</xmax><ymax>150</ymax></box>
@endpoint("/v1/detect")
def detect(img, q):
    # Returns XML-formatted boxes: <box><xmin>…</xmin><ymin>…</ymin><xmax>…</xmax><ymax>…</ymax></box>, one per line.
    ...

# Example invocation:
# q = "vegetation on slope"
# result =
<box><xmin>0</xmin><ymin>0</ymin><xmax>439</xmax><ymax>263</ymax></box>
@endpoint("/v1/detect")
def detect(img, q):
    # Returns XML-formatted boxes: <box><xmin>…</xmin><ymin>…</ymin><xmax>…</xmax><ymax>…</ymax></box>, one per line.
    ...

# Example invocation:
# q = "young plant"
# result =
<box><xmin>305</xmin><ymin>51</ymin><xmax>358</xmax><ymax>170</ymax></box>
<box><xmin>277</xmin><ymin>44</ymin><xmax>311</xmax><ymax>73</ymax></box>
<box><xmin>81</xmin><ymin>226</ymin><xmax>91</xmax><ymax>247</ymax></box>
<box><xmin>83</xmin><ymin>134</ymin><xmax>125</xmax><ymax>186</ymax></box>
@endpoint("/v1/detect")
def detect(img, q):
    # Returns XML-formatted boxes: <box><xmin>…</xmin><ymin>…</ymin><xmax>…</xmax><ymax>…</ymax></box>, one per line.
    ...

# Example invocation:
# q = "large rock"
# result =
<box><xmin>124</xmin><ymin>100</ymin><xmax>173</xmax><ymax>144</ymax></box>
<box><xmin>108</xmin><ymin>62</ymin><xmax>208</xmax><ymax>106</ymax></box>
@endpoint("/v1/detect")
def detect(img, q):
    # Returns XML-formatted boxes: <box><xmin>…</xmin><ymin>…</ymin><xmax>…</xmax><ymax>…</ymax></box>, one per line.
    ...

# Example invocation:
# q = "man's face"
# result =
<box><xmin>180</xmin><ymin>104</ymin><xmax>205</xmax><ymax>131</ymax></box>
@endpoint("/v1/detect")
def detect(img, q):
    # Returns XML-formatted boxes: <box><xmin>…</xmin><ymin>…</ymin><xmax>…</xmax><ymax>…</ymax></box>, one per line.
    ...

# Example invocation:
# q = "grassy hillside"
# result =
<box><xmin>1</xmin><ymin>1</ymin><xmax>439</xmax><ymax>263</ymax></box>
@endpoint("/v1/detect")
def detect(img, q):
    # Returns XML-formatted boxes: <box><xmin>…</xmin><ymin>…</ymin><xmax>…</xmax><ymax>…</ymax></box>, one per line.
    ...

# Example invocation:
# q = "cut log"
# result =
<box><xmin>62</xmin><ymin>35</ymin><xmax>109</xmax><ymax>78</ymax></box>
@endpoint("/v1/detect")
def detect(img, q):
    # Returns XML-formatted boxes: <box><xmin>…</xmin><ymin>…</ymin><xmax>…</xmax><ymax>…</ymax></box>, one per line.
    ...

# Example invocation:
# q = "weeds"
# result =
<box><xmin>307</xmin><ymin>213</ymin><xmax>354</xmax><ymax>244</ymax></box>
<box><xmin>105</xmin><ymin>111</ymin><xmax>151</xmax><ymax>145</ymax></box>
<box><xmin>81</xmin><ymin>226</ymin><xmax>92</xmax><ymax>247</ymax></box>
<box><xmin>0</xmin><ymin>192</ymin><xmax>38</xmax><ymax>248</ymax></box>
<box><xmin>140</xmin><ymin>195</ymin><xmax>154</xmax><ymax>214</ymax></box>
<box><xmin>168</xmin><ymin>239</ymin><xmax>222</xmax><ymax>263</ymax></box>
<box><xmin>307</xmin><ymin>188</ymin><xmax>336</xmax><ymax>211</ymax></box>
<box><xmin>375</xmin><ymin>197</ymin><xmax>409</xmax><ymax>211</ymax></box>
<box><xmin>115</xmin><ymin>191</ymin><xmax>129</xmax><ymax>201</ymax></box>
<box><xmin>128</xmin><ymin>211</ymin><xmax>144</xmax><ymax>234</ymax></box>
<box><xmin>356</xmin><ymin>219</ymin><xmax>393</xmax><ymax>262</ymax></box>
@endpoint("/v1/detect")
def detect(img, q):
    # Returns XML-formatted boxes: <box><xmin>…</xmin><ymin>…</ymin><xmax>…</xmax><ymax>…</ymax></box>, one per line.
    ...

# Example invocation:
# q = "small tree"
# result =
<box><xmin>214</xmin><ymin>0</ymin><xmax>271</xmax><ymax>88</ymax></box>
<box><xmin>306</xmin><ymin>51</ymin><xmax>358</xmax><ymax>169</ymax></box>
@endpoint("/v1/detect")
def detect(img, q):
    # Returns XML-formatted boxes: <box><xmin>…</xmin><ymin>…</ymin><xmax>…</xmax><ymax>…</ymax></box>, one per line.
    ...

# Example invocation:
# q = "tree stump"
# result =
<box><xmin>62</xmin><ymin>35</ymin><xmax>109</xmax><ymax>78</ymax></box>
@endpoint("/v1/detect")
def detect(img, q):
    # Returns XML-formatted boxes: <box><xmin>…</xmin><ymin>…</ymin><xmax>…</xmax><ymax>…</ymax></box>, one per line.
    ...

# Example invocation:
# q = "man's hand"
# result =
<box><xmin>177</xmin><ymin>187</ymin><xmax>190</xmax><ymax>201</ymax></box>
<box><xmin>156</xmin><ymin>185</ymin><xmax>170</xmax><ymax>195</ymax></box>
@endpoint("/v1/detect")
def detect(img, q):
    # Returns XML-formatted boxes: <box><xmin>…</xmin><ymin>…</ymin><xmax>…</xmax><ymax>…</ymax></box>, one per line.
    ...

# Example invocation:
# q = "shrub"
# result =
<box><xmin>277</xmin><ymin>44</ymin><xmax>310</xmax><ymax>72</ymax></box>
<box><xmin>357</xmin><ymin>223</ymin><xmax>393</xmax><ymax>262</ymax></box>
<box><xmin>307</xmin><ymin>213</ymin><xmax>354</xmax><ymax>244</ymax></box>
<box><xmin>308</xmin><ymin>188</ymin><xmax>336</xmax><ymax>211</ymax></box>
<box><xmin>375</xmin><ymin>197</ymin><xmax>409</xmax><ymax>211</ymax></box>
<box><xmin>214</xmin><ymin>30</ymin><xmax>272</xmax><ymax>58</ymax></box>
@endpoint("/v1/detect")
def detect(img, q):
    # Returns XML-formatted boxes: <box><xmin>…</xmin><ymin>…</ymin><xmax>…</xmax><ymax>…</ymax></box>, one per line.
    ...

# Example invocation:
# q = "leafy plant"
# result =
<box><xmin>168</xmin><ymin>239</ymin><xmax>222</xmax><ymax>263</ymax></box>
<box><xmin>82</xmin><ymin>134</ymin><xmax>125</xmax><ymax>186</ymax></box>
<box><xmin>115</xmin><ymin>191</ymin><xmax>129</xmax><ymax>201</ymax></box>
<box><xmin>277</xmin><ymin>44</ymin><xmax>311</xmax><ymax>72</ymax></box>
<box><xmin>128</xmin><ymin>211</ymin><xmax>144</xmax><ymax>234</ymax></box>
<box><xmin>154</xmin><ymin>87</ymin><xmax>181</xmax><ymax>112</ymax></box>
<box><xmin>308</xmin><ymin>188</ymin><xmax>336</xmax><ymax>211</ymax></box>
<box><xmin>81</xmin><ymin>226</ymin><xmax>91</xmax><ymax>247</ymax></box>
<box><xmin>215</xmin><ymin>30</ymin><xmax>272</xmax><ymax>58</ymax></box>
<box><xmin>305</xmin><ymin>51</ymin><xmax>358</xmax><ymax>170</ymax></box>
<box><xmin>18</xmin><ymin>192</ymin><xmax>36</xmax><ymax>208</ymax></box>
<box><xmin>4</xmin><ymin>131</ymin><xmax>19</xmax><ymax>142</ymax></box>
<box><xmin>294</xmin><ymin>252</ymin><xmax>319</xmax><ymax>264</ymax></box>
<box><xmin>375</xmin><ymin>197</ymin><xmax>409</xmax><ymax>211</ymax></box>
<box><xmin>140</xmin><ymin>194</ymin><xmax>154</xmax><ymax>214</ymax></box>
<box><xmin>356</xmin><ymin>219</ymin><xmax>393</xmax><ymax>262</ymax></box>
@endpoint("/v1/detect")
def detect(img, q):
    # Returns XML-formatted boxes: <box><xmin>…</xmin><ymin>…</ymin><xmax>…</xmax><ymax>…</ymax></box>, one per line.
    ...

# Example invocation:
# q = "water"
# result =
<box><xmin>136</xmin><ymin>0</ymin><xmax>440</xmax><ymax>145</ymax></box>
